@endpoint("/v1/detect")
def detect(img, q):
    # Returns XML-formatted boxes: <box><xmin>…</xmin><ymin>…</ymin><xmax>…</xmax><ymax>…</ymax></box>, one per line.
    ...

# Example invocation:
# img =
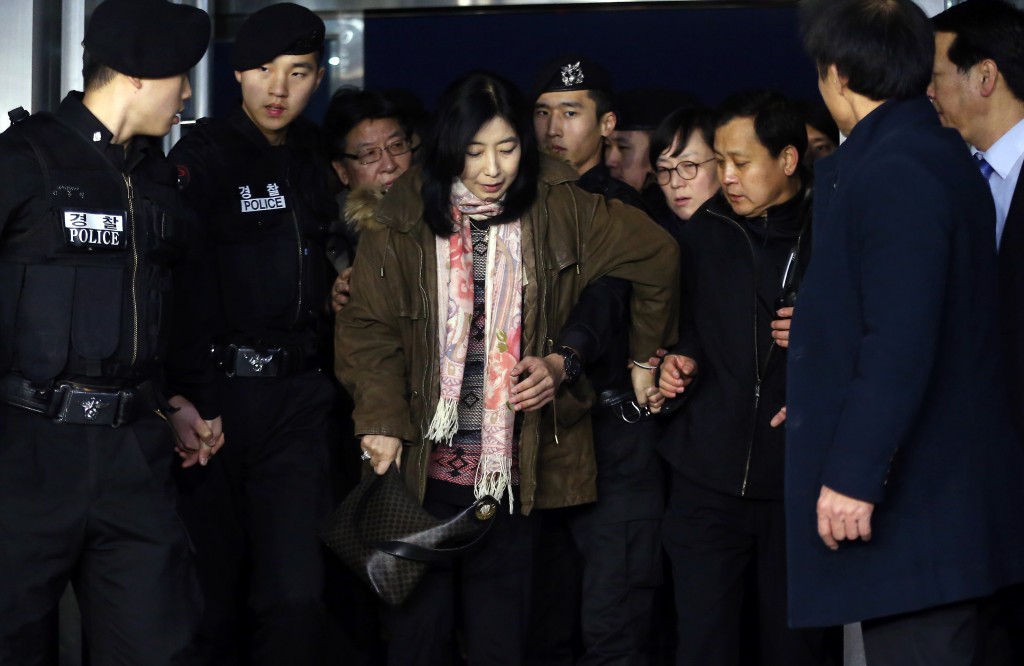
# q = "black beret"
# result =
<box><xmin>232</xmin><ymin>3</ymin><xmax>326</xmax><ymax>72</ymax></box>
<box><xmin>532</xmin><ymin>56</ymin><xmax>613</xmax><ymax>100</ymax></box>
<box><xmin>615</xmin><ymin>88</ymin><xmax>702</xmax><ymax>132</ymax></box>
<box><xmin>84</xmin><ymin>0</ymin><xmax>210</xmax><ymax>79</ymax></box>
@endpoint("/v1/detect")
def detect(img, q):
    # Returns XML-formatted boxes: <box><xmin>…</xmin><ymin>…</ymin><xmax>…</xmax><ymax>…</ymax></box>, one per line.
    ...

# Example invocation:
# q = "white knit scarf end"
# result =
<box><xmin>426</xmin><ymin>397</ymin><xmax>459</xmax><ymax>446</ymax></box>
<box><xmin>475</xmin><ymin>455</ymin><xmax>514</xmax><ymax>514</ymax></box>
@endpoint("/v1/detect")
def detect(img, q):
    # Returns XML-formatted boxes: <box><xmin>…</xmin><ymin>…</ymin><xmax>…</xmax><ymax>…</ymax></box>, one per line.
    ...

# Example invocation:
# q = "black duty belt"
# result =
<box><xmin>211</xmin><ymin>343</ymin><xmax>315</xmax><ymax>378</ymax></box>
<box><xmin>0</xmin><ymin>374</ymin><xmax>161</xmax><ymax>427</ymax></box>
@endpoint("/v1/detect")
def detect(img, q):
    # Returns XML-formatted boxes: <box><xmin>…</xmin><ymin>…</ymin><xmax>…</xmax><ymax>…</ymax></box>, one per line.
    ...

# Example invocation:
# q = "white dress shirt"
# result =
<box><xmin>974</xmin><ymin>118</ymin><xmax>1024</xmax><ymax>249</ymax></box>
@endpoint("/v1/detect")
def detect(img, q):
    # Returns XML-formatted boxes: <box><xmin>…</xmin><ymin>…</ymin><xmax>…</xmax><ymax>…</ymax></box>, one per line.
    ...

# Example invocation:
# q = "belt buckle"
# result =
<box><xmin>233</xmin><ymin>347</ymin><xmax>282</xmax><ymax>377</ymax></box>
<box><xmin>54</xmin><ymin>384</ymin><xmax>121</xmax><ymax>426</ymax></box>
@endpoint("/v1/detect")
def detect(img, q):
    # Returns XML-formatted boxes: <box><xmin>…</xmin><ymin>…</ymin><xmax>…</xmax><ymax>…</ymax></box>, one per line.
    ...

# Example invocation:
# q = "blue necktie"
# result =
<box><xmin>975</xmin><ymin>152</ymin><xmax>995</xmax><ymax>180</ymax></box>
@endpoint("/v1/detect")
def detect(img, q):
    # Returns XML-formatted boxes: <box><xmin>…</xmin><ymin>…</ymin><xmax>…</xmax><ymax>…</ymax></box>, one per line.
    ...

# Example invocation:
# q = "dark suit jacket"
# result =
<box><xmin>785</xmin><ymin>97</ymin><xmax>1024</xmax><ymax>627</ymax></box>
<box><xmin>998</xmin><ymin>173</ymin><xmax>1024</xmax><ymax>440</ymax></box>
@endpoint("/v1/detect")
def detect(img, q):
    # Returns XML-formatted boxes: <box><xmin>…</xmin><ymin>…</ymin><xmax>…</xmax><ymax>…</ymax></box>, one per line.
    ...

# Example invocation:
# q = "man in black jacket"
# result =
<box><xmin>168</xmin><ymin>4</ymin><xmax>338</xmax><ymax>664</ymax></box>
<box><xmin>0</xmin><ymin>0</ymin><xmax>218</xmax><ymax>663</ymax></box>
<box><xmin>656</xmin><ymin>90</ymin><xmax>828</xmax><ymax>666</ymax></box>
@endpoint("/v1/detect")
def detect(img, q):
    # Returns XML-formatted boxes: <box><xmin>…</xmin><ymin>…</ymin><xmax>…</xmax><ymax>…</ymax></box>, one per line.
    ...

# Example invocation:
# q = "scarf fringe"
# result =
<box><xmin>426</xmin><ymin>397</ymin><xmax>459</xmax><ymax>446</ymax></box>
<box><xmin>475</xmin><ymin>453</ymin><xmax>514</xmax><ymax>513</ymax></box>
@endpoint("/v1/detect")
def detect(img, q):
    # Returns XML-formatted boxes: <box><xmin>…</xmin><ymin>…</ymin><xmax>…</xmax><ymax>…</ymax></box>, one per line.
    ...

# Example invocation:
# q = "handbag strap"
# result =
<box><xmin>373</xmin><ymin>497</ymin><xmax>500</xmax><ymax>564</ymax></box>
<box><xmin>355</xmin><ymin>468</ymin><xmax>500</xmax><ymax>564</ymax></box>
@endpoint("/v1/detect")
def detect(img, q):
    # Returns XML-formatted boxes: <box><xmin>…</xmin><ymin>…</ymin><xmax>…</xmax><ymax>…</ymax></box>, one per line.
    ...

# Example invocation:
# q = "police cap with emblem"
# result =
<box><xmin>84</xmin><ymin>0</ymin><xmax>210</xmax><ymax>79</ymax></box>
<box><xmin>232</xmin><ymin>3</ymin><xmax>326</xmax><ymax>72</ymax></box>
<box><xmin>614</xmin><ymin>88</ymin><xmax>701</xmax><ymax>132</ymax></box>
<box><xmin>532</xmin><ymin>56</ymin><xmax>614</xmax><ymax>100</ymax></box>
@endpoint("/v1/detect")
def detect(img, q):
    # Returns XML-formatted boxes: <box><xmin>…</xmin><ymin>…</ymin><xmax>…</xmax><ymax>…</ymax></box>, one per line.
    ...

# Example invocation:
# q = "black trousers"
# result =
<box><xmin>568</xmin><ymin>412</ymin><xmax>665</xmax><ymax>666</ymax></box>
<box><xmin>384</xmin><ymin>487</ymin><xmax>536</xmax><ymax>666</ymax></box>
<box><xmin>662</xmin><ymin>474</ymin><xmax>828</xmax><ymax>666</ymax></box>
<box><xmin>861</xmin><ymin>600</ymin><xmax>982</xmax><ymax>666</ymax></box>
<box><xmin>0</xmin><ymin>404</ymin><xmax>200</xmax><ymax>666</ymax></box>
<box><xmin>175</xmin><ymin>370</ymin><xmax>335</xmax><ymax>666</ymax></box>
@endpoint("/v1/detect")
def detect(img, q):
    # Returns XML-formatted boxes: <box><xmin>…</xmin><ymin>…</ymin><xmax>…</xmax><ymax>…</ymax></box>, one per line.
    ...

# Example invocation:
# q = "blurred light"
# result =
<box><xmin>329</xmin><ymin>56</ymin><xmax>341</xmax><ymax>66</ymax></box>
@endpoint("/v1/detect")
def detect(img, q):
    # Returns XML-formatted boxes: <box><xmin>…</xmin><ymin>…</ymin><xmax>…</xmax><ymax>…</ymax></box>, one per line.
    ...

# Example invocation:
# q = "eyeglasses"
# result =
<box><xmin>654</xmin><ymin>157</ymin><xmax>716</xmax><ymax>185</ymax></box>
<box><xmin>342</xmin><ymin>138</ymin><xmax>413</xmax><ymax>166</ymax></box>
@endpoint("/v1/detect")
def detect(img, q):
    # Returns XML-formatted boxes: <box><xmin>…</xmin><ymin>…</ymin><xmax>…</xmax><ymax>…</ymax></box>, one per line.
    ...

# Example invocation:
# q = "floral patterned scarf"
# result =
<box><xmin>425</xmin><ymin>180</ymin><xmax>523</xmax><ymax>510</ymax></box>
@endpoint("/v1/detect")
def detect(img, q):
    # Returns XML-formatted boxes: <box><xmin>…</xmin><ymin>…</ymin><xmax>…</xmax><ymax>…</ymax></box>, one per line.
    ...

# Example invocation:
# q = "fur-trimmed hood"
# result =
<box><xmin>344</xmin><ymin>184</ymin><xmax>387</xmax><ymax>235</ymax></box>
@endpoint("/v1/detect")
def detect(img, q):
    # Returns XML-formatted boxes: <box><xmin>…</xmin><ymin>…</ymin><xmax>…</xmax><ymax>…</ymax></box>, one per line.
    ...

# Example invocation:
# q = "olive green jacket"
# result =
<box><xmin>335</xmin><ymin>156</ymin><xmax>678</xmax><ymax>514</ymax></box>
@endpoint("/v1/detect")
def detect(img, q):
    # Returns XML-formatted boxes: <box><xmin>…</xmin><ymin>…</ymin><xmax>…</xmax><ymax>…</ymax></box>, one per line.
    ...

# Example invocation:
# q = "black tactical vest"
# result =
<box><xmin>0</xmin><ymin>114</ymin><xmax>189</xmax><ymax>383</ymax></box>
<box><xmin>173</xmin><ymin>115</ymin><xmax>334</xmax><ymax>349</ymax></box>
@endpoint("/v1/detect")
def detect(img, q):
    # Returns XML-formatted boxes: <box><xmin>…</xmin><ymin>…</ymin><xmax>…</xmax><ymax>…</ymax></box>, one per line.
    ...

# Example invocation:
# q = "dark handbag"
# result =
<box><xmin>320</xmin><ymin>465</ymin><xmax>499</xmax><ymax>606</ymax></box>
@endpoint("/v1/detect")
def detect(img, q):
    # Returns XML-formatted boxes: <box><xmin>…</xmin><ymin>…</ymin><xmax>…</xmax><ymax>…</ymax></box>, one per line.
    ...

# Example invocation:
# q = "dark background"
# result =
<box><xmin>210</xmin><ymin>3</ymin><xmax>819</xmax><ymax>123</ymax></box>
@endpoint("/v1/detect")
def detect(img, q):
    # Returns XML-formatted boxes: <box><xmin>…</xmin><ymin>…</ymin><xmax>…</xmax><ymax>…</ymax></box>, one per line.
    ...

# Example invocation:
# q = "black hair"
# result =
<box><xmin>801</xmin><ymin>0</ymin><xmax>934</xmax><ymax>101</ymax></box>
<box><xmin>648</xmin><ymin>106</ymin><xmax>718</xmax><ymax>168</ymax></box>
<box><xmin>796</xmin><ymin>98</ymin><xmax>840</xmax><ymax>146</ymax></box>
<box><xmin>716</xmin><ymin>90</ymin><xmax>808</xmax><ymax>159</ymax></box>
<box><xmin>421</xmin><ymin>72</ymin><xmax>539</xmax><ymax>238</ymax></box>
<box><xmin>82</xmin><ymin>49</ymin><xmax>117</xmax><ymax>91</ymax></box>
<box><xmin>933</xmin><ymin>0</ymin><xmax>1024</xmax><ymax>103</ymax></box>
<box><xmin>322</xmin><ymin>86</ymin><xmax>408</xmax><ymax>162</ymax></box>
<box><xmin>587</xmin><ymin>89</ymin><xmax>614</xmax><ymax>120</ymax></box>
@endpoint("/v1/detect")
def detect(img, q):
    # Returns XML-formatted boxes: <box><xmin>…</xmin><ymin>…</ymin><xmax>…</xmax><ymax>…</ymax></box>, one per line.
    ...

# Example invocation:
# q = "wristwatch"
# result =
<box><xmin>559</xmin><ymin>346</ymin><xmax>582</xmax><ymax>386</ymax></box>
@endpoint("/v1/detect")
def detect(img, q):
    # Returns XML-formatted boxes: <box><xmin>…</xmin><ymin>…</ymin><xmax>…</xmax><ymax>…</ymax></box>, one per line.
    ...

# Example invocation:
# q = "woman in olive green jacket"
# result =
<box><xmin>334</xmin><ymin>71</ymin><xmax>677</xmax><ymax>666</ymax></box>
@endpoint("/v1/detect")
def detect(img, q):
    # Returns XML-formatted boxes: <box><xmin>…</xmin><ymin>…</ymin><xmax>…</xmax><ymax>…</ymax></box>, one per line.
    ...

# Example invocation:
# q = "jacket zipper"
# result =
<box><xmin>706</xmin><ymin>207</ymin><xmax>774</xmax><ymax>496</ymax></box>
<box><xmin>285</xmin><ymin>169</ymin><xmax>304</xmax><ymax>326</ymax></box>
<box><xmin>122</xmin><ymin>174</ymin><xmax>139</xmax><ymax>365</ymax></box>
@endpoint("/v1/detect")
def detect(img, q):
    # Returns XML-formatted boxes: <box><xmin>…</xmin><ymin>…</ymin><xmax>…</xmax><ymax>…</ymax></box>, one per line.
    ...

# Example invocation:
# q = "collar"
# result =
<box><xmin>228</xmin><ymin>106</ymin><xmax>278</xmax><ymax>149</ymax></box>
<box><xmin>576</xmin><ymin>162</ymin><xmax>611</xmax><ymax>192</ymax></box>
<box><xmin>973</xmin><ymin>117</ymin><xmax>1024</xmax><ymax>180</ymax></box>
<box><xmin>55</xmin><ymin>92</ymin><xmax>149</xmax><ymax>172</ymax></box>
<box><xmin>226</xmin><ymin>105</ymin><xmax>316</xmax><ymax>151</ymax></box>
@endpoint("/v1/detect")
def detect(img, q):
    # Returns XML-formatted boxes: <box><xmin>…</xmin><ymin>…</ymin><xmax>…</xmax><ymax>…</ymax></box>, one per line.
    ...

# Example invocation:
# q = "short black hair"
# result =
<box><xmin>421</xmin><ymin>72</ymin><xmax>539</xmax><ymax>238</ymax></box>
<box><xmin>801</xmin><ymin>0</ymin><xmax>934</xmax><ymax>101</ymax></box>
<box><xmin>322</xmin><ymin>86</ymin><xmax>408</xmax><ymax>162</ymax></box>
<box><xmin>82</xmin><ymin>49</ymin><xmax>117</xmax><ymax>91</ymax></box>
<box><xmin>716</xmin><ymin>90</ymin><xmax>808</xmax><ymax>159</ymax></box>
<box><xmin>797</xmin><ymin>98</ymin><xmax>840</xmax><ymax>146</ymax></box>
<box><xmin>648</xmin><ymin>106</ymin><xmax>718</xmax><ymax>168</ymax></box>
<box><xmin>587</xmin><ymin>89</ymin><xmax>613</xmax><ymax>120</ymax></box>
<box><xmin>933</xmin><ymin>0</ymin><xmax>1024</xmax><ymax>103</ymax></box>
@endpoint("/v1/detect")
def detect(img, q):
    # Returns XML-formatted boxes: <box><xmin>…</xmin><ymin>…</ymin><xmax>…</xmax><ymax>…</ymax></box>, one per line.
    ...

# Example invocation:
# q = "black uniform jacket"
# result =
<box><xmin>659</xmin><ymin>187</ymin><xmax>810</xmax><ymax>500</ymax></box>
<box><xmin>0</xmin><ymin>93</ymin><xmax>218</xmax><ymax>415</ymax></box>
<box><xmin>169</xmin><ymin>108</ymin><xmax>337</xmax><ymax>358</ymax></box>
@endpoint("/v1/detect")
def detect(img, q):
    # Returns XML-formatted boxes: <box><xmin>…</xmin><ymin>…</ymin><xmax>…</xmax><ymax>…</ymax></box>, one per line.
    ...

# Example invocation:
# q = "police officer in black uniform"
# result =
<box><xmin>168</xmin><ymin>4</ymin><xmax>338</xmax><ymax>664</ymax></box>
<box><xmin>0</xmin><ymin>1</ymin><xmax>218</xmax><ymax>663</ymax></box>
<box><xmin>531</xmin><ymin>57</ymin><xmax>670</xmax><ymax>665</ymax></box>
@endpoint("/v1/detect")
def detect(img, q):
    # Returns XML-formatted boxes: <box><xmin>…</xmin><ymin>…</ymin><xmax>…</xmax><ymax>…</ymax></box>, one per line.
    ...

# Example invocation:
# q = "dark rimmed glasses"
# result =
<box><xmin>342</xmin><ymin>138</ymin><xmax>413</xmax><ymax>166</ymax></box>
<box><xmin>654</xmin><ymin>157</ymin><xmax>716</xmax><ymax>185</ymax></box>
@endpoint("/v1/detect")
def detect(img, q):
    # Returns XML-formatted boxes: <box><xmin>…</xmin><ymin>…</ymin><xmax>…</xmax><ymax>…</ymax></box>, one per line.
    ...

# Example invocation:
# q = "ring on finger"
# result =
<box><xmin>360</xmin><ymin>450</ymin><xmax>372</xmax><ymax>461</ymax></box>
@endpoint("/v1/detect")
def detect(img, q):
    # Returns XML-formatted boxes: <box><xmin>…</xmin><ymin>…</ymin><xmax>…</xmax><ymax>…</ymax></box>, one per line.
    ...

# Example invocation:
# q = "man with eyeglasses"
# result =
<box><xmin>322</xmin><ymin>87</ymin><xmax>415</xmax><ymax>315</ymax></box>
<box><xmin>653</xmin><ymin>90</ymin><xmax>833</xmax><ymax>666</ymax></box>
<box><xmin>167</xmin><ymin>4</ymin><xmax>339</xmax><ymax>663</ymax></box>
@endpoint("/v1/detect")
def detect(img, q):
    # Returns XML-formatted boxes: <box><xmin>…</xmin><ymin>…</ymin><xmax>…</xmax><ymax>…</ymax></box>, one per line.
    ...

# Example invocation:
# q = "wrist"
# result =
<box><xmin>556</xmin><ymin>346</ymin><xmax>582</xmax><ymax>386</ymax></box>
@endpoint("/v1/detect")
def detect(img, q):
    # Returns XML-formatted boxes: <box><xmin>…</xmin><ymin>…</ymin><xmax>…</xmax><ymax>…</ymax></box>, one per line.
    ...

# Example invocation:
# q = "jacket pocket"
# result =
<box><xmin>15</xmin><ymin>264</ymin><xmax>74</xmax><ymax>381</ymax></box>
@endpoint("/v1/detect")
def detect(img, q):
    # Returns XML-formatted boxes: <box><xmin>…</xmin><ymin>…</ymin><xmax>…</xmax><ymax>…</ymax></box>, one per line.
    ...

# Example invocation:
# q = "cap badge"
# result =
<box><xmin>560</xmin><ymin>62</ymin><xmax>584</xmax><ymax>88</ymax></box>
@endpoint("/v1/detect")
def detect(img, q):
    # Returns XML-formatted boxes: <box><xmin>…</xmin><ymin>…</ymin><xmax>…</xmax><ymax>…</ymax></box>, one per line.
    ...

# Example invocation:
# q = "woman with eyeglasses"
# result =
<box><xmin>335</xmin><ymin>71</ymin><xmax>678</xmax><ymax>666</ymax></box>
<box><xmin>648</xmin><ymin>107</ymin><xmax>722</xmax><ymax>241</ymax></box>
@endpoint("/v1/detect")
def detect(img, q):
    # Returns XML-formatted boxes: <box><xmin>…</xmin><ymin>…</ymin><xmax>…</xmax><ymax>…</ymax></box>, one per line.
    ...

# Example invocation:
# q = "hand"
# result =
<box><xmin>630</xmin><ymin>362</ymin><xmax>659</xmax><ymax>413</ymax></box>
<box><xmin>509</xmin><ymin>354</ymin><xmax>564</xmax><ymax>412</ymax></box>
<box><xmin>361</xmin><ymin>434</ymin><xmax>402</xmax><ymax>476</ymax></box>
<box><xmin>816</xmin><ymin>485</ymin><xmax>874</xmax><ymax>550</ymax></box>
<box><xmin>771</xmin><ymin>307</ymin><xmax>794</xmax><ymax>348</ymax></box>
<box><xmin>658</xmin><ymin>355</ymin><xmax>698</xmax><ymax>399</ymax></box>
<box><xmin>770</xmin><ymin>406</ymin><xmax>787</xmax><ymax>428</ymax></box>
<box><xmin>167</xmin><ymin>395</ymin><xmax>225</xmax><ymax>468</ymax></box>
<box><xmin>331</xmin><ymin>266</ymin><xmax>353</xmax><ymax>314</ymax></box>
